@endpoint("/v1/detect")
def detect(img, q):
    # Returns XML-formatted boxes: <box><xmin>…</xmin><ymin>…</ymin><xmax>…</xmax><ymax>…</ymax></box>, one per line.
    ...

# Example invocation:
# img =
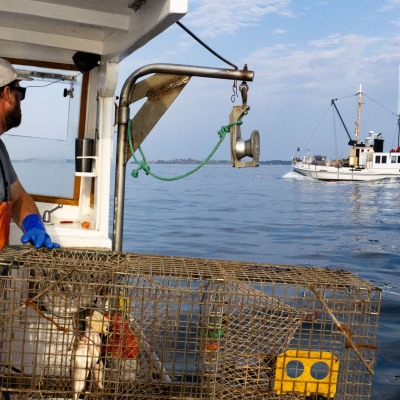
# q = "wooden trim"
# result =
<box><xmin>31</xmin><ymin>192</ymin><xmax>79</xmax><ymax>206</ymax></box>
<box><xmin>7</xmin><ymin>58</ymin><xmax>77</xmax><ymax>71</ymax></box>
<box><xmin>77</xmin><ymin>72</ymin><xmax>95</xmax><ymax>207</ymax></box>
<box><xmin>78</xmin><ymin>72</ymin><xmax>89</xmax><ymax>139</ymax></box>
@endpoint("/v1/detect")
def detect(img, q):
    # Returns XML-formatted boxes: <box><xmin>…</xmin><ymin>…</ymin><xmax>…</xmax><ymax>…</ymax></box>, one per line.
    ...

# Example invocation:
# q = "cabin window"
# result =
<box><xmin>391</xmin><ymin>155</ymin><xmax>397</xmax><ymax>163</ymax></box>
<box><xmin>382</xmin><ymin>155</ymin><xmax>387</xmax><ymax>163</ymax></box>
<box><xmin>375</xmin><ymin>155</ymin><xmax>381</xmax><ymax>164</ymax></box>
<box><xmin>2</xmin><ymin>62</ymin><xmax>85</xmax><ymax>203</ymax></box>
<box><xmin>398</xmin><ymin>156</ymin><xmax>400</xmax><ymax>163</ymax></box>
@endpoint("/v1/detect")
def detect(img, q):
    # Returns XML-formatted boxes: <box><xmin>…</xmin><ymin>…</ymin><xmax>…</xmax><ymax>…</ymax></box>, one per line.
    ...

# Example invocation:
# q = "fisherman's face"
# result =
<box><xmin>4</xmin><ymin>83</ymin><xmax>22</xmax><ymax>131</ymax></box>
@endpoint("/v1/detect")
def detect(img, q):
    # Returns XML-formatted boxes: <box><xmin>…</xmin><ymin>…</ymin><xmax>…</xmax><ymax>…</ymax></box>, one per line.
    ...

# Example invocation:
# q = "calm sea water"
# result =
<box><xmin>116</xmin><ymin>164</ymin><xmax>400</xmax><ymax>399</ymax></box>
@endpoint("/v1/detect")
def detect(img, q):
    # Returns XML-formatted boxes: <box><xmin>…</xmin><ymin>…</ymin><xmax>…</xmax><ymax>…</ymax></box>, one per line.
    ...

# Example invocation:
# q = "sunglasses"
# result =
<box><xmin>12</xmin><ymin>86</ymin><xmax>26</xmax><ymax>101</ymax></box>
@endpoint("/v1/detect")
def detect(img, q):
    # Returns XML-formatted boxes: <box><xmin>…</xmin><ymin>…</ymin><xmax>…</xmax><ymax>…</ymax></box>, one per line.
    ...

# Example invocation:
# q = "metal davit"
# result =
<box><xmin>112</xmin><ymin>63</ymin><xmax>256</xmax><ymax>252</ymax></box>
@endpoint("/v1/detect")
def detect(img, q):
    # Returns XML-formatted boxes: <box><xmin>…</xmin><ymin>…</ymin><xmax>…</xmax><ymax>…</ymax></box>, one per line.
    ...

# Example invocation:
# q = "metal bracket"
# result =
<box><xmin>123</xmin><ymin>73</ymin><xmax>191</xmax><ymax>164</ymax></box>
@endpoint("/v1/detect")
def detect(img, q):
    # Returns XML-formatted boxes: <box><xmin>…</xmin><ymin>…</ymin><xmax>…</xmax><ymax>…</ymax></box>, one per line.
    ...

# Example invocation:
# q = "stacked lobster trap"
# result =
<box><xmin>0</xmin><ymin>246</ymin><xmax>381</xmax><ymax>399</ymax></box>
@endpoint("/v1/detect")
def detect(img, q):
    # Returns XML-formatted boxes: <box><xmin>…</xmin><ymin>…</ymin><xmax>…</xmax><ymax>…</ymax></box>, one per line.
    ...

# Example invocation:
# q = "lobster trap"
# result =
<box><xmin>0</xmin><ymin>246</ymin><xmax>380</xmax><ymax>399</ymax></box>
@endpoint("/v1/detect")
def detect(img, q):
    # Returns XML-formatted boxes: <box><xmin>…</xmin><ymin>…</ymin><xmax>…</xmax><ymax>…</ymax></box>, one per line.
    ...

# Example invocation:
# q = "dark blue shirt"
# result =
<box><xmin>0</xmin><ymin>140</ymin><xmax>17</xmax><ymax>202</ymax></box>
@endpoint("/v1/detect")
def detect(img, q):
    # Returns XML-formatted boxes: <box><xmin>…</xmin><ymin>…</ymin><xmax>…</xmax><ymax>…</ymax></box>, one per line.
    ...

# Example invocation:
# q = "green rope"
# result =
<box><xmin>127</xmin><ymin>119</ymin><xmax>242</xmax><ymax>181</ymax></box>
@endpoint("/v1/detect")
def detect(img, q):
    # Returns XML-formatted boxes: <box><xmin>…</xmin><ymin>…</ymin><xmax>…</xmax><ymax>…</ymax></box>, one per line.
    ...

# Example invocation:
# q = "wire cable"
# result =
<box><xmin>176</xmin><ymin>21</ymin><xmax>238</xmax><ymax>70</ymax></box>
<box><xmin>364</xmin><ymin>94</ymin><xmax>397</xmax><ymax>118</ymax></box>
<box><xmin>26</xmin><ymin>72</ymin><xmax>82</xmax><ymax>88</ymax></box>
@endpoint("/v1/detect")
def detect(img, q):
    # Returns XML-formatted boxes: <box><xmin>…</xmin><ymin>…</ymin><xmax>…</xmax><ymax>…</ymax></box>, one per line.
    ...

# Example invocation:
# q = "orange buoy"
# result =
<box><xmin>105</xmin><ymin>315</ymin><xmax>139</xmax><ymax>359</ymax></box>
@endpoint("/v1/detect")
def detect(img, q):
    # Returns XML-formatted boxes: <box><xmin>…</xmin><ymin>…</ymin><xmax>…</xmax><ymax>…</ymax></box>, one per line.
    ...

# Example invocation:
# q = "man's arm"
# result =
<box><xmin>10</xmin><ymin>179</ymin><xmax>60</xmax><ymax>248</ymax></box>
<box><xmin>10</xmin><ymin>179</ymin><xmax>39</xmax><ymax>227</ymax></box>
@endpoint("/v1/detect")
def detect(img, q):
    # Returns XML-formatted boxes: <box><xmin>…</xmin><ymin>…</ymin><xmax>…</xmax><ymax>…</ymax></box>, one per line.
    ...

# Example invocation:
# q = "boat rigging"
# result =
<box><xmin>292</xmin><ymin>83</ymin><xmax>400</xmax><ymax>181</ymax></box>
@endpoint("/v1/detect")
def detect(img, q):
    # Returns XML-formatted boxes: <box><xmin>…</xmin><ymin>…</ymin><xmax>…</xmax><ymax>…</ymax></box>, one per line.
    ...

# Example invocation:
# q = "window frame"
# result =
<box><xmin>7</xmin><ymin>58</ymin><xmax>89</xmax><ymax>206</ymax></box>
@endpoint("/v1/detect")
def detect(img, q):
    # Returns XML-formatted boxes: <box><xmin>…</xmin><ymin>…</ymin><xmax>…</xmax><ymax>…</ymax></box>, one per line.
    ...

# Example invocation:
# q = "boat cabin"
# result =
<box><xmin>1</xmin><ymin>1</ymin><xmax>190</xmax><ymax>250</ymax></box>
<box><xmin>348</xmin><ymin>131</ymin><xmax>399</xmax><ymax>169</ymax></box>
<box><xmin>1</xmin><ymin>1</ymin><xmax>257</xmax><ymax>252</ymax></box>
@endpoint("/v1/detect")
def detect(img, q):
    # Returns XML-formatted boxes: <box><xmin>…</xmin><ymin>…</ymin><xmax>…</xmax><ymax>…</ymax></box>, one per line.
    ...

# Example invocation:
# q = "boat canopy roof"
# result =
<box><xmin>0</xmin><ymin>0</ymin><xmax>187</xmax><ymax>64</ymax></box>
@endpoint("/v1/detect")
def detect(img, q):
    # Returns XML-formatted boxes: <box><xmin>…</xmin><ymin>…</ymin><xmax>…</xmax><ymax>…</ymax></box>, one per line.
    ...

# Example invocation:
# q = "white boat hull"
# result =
<box><xmin>292</xmin><ymin>161</ymin><xmax>400</xmax><ymax>181</ymax></box>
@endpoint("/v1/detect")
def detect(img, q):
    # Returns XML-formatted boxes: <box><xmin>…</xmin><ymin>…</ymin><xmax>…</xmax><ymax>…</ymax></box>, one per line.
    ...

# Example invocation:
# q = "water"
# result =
<box><xmin>117</xmin><ymin>164</ymin><xmax>400</xmax><ymax>399</ymax></box>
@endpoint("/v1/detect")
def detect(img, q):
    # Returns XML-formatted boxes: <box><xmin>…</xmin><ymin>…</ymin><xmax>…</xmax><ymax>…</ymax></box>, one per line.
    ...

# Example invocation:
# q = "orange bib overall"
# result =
<box><xmin>0</xmin><ymin>160</ymin><xmax>12</xmax><ymax>249</ymax></box>
<box><xmin>0</xmin><ymin>201</ymin><xmax>12</xmax><ymax>249</ymax></box>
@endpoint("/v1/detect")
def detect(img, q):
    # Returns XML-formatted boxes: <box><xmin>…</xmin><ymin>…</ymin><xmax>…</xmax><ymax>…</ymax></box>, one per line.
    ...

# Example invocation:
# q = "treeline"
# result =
<box><xmin>147</xmin><ymin>159</ymin><xmax>291</xmax><ymax>165</ymax></box>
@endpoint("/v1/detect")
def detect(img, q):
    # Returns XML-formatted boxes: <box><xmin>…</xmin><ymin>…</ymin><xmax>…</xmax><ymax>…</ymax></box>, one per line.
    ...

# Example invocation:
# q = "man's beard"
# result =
<box><xmin>5</xmin><ymin>103</ymin><xmax>22</xmax><ymax>131</ymax></box>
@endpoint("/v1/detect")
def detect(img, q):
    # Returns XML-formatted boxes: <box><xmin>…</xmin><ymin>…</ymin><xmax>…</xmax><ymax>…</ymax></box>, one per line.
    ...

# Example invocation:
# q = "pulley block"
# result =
<box><xmin>230</xmin><ymin>105</ymin><xmax>260</xmax><ymax>168</ymax></box>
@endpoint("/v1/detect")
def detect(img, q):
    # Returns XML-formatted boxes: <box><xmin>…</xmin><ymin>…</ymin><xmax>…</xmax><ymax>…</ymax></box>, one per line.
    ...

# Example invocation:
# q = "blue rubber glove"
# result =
<box><xmin>21</xmin><ymin>214</ymin><xmax>60</xmax><ymax>249</ymax></box>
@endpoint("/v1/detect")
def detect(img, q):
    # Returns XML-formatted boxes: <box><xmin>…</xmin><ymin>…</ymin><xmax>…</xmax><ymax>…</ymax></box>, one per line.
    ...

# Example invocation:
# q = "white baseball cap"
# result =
<box><xmin>0</xmin><ymin>58</ymin><xmax>32</xmax><ymax>87</ymax></box>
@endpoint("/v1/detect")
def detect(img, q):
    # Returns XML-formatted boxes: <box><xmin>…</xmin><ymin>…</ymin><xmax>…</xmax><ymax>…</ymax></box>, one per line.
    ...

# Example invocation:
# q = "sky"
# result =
<box><xmin>116</xmin><ymin>0</ymin><xmax>400</xmax><ymax>162</ymax></box>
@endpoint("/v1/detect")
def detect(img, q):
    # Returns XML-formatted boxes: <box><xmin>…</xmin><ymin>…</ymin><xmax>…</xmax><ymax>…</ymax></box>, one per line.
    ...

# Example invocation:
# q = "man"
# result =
<box><xmin>0</xmin><ymin>57</ymin><xmax>59</xmax><ymax>249</ymax></box>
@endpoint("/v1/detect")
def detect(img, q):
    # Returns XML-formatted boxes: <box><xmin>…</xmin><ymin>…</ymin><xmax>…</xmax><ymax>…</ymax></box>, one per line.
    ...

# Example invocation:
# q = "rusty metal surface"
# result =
<box><xmin>0</xmin><ymin>246</ymin><xmax>380</xmax><ymax>399</ymax></box>
<box><xmin>124</xmin><ymin>74</ymin><xmax>191</xmax><ymax>163</ymax></box>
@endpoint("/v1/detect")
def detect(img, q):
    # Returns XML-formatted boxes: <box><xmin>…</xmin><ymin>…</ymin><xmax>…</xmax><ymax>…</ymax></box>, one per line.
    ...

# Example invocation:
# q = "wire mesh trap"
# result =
<box><xmin>0</xmin><ymin>246</ymin><xmax>381</xmax><ymax>399</ymax></box>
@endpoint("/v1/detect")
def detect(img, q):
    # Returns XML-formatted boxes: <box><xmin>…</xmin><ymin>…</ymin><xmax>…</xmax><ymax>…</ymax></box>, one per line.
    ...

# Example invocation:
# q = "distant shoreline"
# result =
<box><xmin>146</xmin><ymin>159</ymin><xmax>291</xmax><ymax>166</ymax></box>
<box><xmin>13</xmin><ymin>158</ymin><xmax>291</xmax><ymax>165</ymax></box>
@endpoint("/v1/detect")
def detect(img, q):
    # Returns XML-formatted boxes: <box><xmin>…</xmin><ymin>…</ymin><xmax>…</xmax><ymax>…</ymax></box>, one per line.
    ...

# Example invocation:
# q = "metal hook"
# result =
<box><xmin>240</xmin><ymin>81</ymin><xmax>248</xmax><ymax>106</ymax></box>
<box><xmin>231</xmin><ymin>80</ymin><xmax>238</xmax><ymax>103</ymax></box>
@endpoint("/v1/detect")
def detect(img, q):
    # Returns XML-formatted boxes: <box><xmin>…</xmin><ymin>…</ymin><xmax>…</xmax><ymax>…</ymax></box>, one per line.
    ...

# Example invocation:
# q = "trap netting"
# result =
<box><xmin>0</xmin><ymin>246</ymin><xmax>380</xmax><ymax>399</ymax></box>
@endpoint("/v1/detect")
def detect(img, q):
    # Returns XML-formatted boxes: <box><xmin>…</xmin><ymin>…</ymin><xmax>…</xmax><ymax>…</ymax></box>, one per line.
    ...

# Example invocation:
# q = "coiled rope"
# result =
<box><xmin>127</xmin><ymin>119</ymin><xmax>242</xmax><ymax>181</ymax></box>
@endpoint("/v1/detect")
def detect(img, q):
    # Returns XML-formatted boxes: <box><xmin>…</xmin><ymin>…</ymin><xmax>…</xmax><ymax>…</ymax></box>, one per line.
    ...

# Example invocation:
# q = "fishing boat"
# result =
<box><xmin>1</xmin><ymin>0</ymin><xmax>258</xmax><ymax>251</ymax></box>
<box><xmin>292</xmin><ymin>85</ymin><xmax>400</xmax><ymax>181</ymax></box>
<box><xmin>0</xmin><ymin>2</ymin><xmax>381</xmax><ymax>400</ymax></box>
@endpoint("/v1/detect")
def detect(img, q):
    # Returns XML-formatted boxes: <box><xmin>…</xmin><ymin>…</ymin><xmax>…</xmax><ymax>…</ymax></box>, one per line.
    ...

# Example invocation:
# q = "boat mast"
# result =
<box><xmin>397</xmin><ymin>67</ymin><xmax>400</xmax><ymax>147</ymax></box>
<box><xmin>355</xmin><ymin>84</ymin><xmax>363</xmax><ymax>144</ymax></box>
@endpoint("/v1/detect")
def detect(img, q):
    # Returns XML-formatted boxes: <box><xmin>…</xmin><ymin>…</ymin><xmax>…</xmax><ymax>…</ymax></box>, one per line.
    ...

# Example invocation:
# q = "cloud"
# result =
<box><xmin>274</xmin><ymin>28</ymin><xmax>287</xmax><ymax>35</ymax></box>
<box><xmin>377</xmin><ymin>1</ymin><xmax>400</xmax><ymax>28</ymax></box>
<box><xmin>245</xmin><ymin>33</ymin><xmax>400</xmax><ymax>94</ymax></box>
<box><xmin>379</xmin><ymin>0</ymin><xmax>400</xmax><ymax>11</ymax></box>
<box><xmin>308</xmin><ymin>34</ymin><xmax>343</xmax><ymax>48</ymax></box>
<box><xmin>185</xmin><ymin>0</ymin><xmax>293</xmax><ymax>37</ymax></box>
